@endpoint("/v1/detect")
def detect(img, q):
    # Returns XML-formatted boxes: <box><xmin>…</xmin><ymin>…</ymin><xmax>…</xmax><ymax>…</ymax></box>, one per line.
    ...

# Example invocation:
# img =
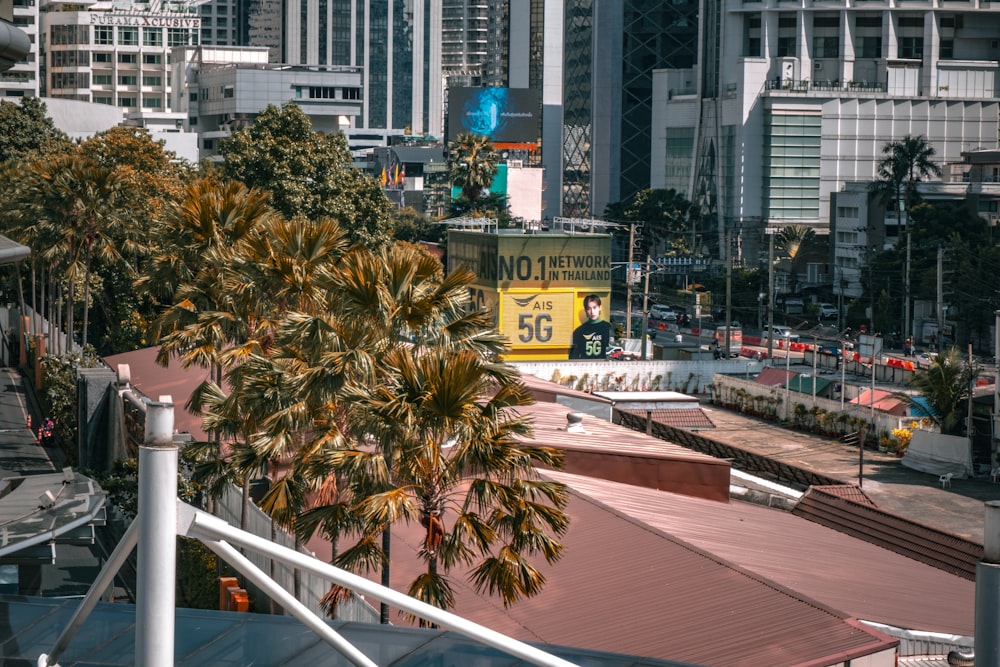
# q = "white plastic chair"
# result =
<box><xmin>939</xmin><ymin>473</ymin><xmax>953</xmax><ymax>489</ymax></box>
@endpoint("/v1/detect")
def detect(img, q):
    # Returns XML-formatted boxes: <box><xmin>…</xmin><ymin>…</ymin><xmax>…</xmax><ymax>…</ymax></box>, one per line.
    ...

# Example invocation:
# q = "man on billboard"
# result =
<box><xmin>570</xmin><ymin>294</ymin><xmax>613</xmax><ymax>359</ymax></box>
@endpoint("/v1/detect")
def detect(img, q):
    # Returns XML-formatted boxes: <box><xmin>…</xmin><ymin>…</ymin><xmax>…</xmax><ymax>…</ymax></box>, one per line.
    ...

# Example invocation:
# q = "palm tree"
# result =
<box><xmin>248</xmin><ymin>242</ymin><xmax>527</xmax><ymax>623</ymax></box>
<box><xmin>333</xmin><ymin>344</ymin><xmax>569</xmax><ymax>621</ymax></box>
<box><xmin>904</xmin><ymin>347</ymin><xmax>976</xmax><ymax>435</ymax></box>
<box><xmin>775</xmin><ymin>224</ymin><xmax>815</xmax><ymax>295</ymax></box>
<box><xmin>869</xmin><ymin>135</ymin><xmax>941</xmax><ymax>339</ymax></box>
<box><xmin>448</xmin><ymin>133</ymin><xmax>499</xmax><ymax>204</ymax></box>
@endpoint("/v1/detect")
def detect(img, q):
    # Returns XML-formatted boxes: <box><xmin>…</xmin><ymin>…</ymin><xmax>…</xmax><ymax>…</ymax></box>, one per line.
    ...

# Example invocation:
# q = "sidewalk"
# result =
<box><xmin>699</xmin><ymin>401</ymin><xmax>999</xmax><ymax>543</ymax></box>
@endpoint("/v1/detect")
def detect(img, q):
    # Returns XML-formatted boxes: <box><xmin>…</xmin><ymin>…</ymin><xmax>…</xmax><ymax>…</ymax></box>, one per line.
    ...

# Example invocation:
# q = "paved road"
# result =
<box><xmin>701</xmin><ymin>400</ymin><xmax>1000</xmax><ymax>543</ymax></box>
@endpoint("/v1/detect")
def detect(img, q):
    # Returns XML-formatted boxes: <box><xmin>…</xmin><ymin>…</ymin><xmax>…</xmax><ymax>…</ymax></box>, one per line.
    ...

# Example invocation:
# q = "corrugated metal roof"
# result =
<box><xmin>543</xmin><ymin>471</ymin><xmax>974</xmax><ymax>637</ymax></box>
<box><xmin>793</xmin><ymin>486</ymin><xmax>982</xmax><ymax>581</ymax></box>
<box><xmin>347</xmin><ymin>474</ymin><xmax>898</xmax><ymax>667</ymax></box>
<box><xmin>851</xmin><ymin>389</ymin><xmax>908</xmax><ymax>415</ymax></box>
<box><xmin>755</xmin><ymin>367</ymin><xmax>797</xmax><ymax>387</ymax></box>
<box><xmin>520</xmin><ymin>403</ymin><xmax>718</xmax><ymax>462</ymax></box>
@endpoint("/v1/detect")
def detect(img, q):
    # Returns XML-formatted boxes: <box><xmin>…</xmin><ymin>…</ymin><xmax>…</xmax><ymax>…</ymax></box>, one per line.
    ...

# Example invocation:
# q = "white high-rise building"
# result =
<box><xmin>654</xmin><ymin>0</ymin><xmax>1000</xmax><ymax>259</ymax></box>
<box><xmin>39</xmin><ymin>0</ymin><xmax>204</xmax><ymax>113</ymax></box>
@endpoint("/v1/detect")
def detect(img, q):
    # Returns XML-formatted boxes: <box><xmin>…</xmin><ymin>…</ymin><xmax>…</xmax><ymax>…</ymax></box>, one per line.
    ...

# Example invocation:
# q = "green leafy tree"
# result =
<box><xmin>0</xmin><ymin>97</ymin><xmax>71</xmax><ymax>165</ymax></box>
<box><xmin>905</xmin><ymin>347</ymin><xmax>976</xmax><ymax>435</ymax></box>
<box><xmin>392</xmin><ymin>206</ymin><xmax>445</xmax><ymax>244</ymax></box>
<box><xmin>604</xmin><ymin>188</ymin><xmax>700</xmax><ymax>259</ymax></box>
<box><xmin>448</xmin><ymin>133</ymin><xmax>499</xmax><ymax>205</ymax></box>
<box><xmin>220</xmin><ymin>102</ymin><xmax>393</xmax><ymax>250</ymax></box>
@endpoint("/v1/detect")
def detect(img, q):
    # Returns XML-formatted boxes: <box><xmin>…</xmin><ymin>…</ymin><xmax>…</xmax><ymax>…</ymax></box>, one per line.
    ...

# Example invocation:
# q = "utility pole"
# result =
<box><xmin>767</xmin><ymin>231</ymin><xmax>775</xmax><ymax>363</ymax></box>
<box><xmin>642</xmin><ymin>256</ymin><xmax>651</xmax><ymax>359</ymax></box>
<box><xmin>725</xmin><ymin>230</ymin><xmax>732</xmax><ymax>358</ymax></box>
<box><xmin>626</xmin><ymin>223</ymin><xmax>635</xmax><ymax>339</ymax></box>
<box><xmin>904</xmin><ymin>199</ymin><xmax>911</xmax><ymax>342</ymax></box>
<box><xmin>937</xmin><ymin>247</ymin><xmax>944</xmax><ymax>354</ymax></box>
<box><xmin>969</xmin><ymin>342</ymin><xmax>976</xmax><ymax>477</ymax></box>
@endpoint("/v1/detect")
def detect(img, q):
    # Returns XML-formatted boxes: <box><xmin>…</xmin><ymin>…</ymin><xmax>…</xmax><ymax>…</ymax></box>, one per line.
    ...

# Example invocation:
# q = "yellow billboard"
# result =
<box><xmin>449</xmin><ymin>231</ymin><xmax>613</xmax><ymax>360</ymax></box>
<box><xmin>449</xmin><ymin>232</ymin><xmax>611</xmax><ymax>291</ymax></box>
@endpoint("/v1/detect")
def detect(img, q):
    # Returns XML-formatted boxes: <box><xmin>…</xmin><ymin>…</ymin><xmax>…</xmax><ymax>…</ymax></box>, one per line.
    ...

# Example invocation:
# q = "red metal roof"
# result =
<box><xmin>755</xmin><ymin>367</ymin><xmax>797</xmax><ymax>387</ymax></box>
<box><xmin>851</xmin><ymin>389</ymin><xmax>908</xmax><ymax>416</ymax></box>
<box><xmin>549</xmin><ymin>471</ymin><xmax>974</xmax><ymax>637</ymax></box>
<box><xmin>324</xmin><ymin>475</ymin><xmax>898</xmax><ymax>667</ymax></box>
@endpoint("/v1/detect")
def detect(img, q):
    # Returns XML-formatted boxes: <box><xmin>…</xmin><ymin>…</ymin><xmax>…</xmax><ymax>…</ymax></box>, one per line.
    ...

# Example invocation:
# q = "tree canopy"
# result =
<box><xmin>0</xmin><ymin>97</ymin><xmax>70</xmax><ymax>165</ymax></box>
<box><xmin>604</xmin><ymin>188</ymin><xmax>700</xmax><ymax>259</ymax></box>
<box><xmin>220</xmin><ymin>102</ymin><xmax>394</xmax><ymax>250</ymax></box>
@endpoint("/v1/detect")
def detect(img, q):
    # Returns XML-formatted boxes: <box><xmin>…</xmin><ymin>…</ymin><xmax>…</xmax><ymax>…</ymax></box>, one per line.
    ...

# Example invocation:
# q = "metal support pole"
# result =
<box><xmin>859</xmin><ymin>426</ymin><xmax>865</xmax><ymax>488</ymax></box>
<box><xmin>642</xmin><ymin>256</ymin><xmax>651</xmax><ymax>360</ymax></box>
<box><xmin>841</xmin><ymin>340</ymin><xmax>847</xmax><ymax>410</ymax></box>
<box><xmin>626</xmin><ymin>223</ymin><xmax>634</xmax><ymax>338</ymax></box>
<box><xmin>767</xmin><ymin>232</ymin><xmax>775</xmax><ymax>363</ymax></box>
<box><xmin>976</xmin><ymin>501</ymin><xmax>1000</xmax><ymax>667</ymax></box>
<box><xmin>136</xmin><ymin>401</ymin><xmax>176</xmax><ymax>667</ymax></box>
<box><xmin>785</xmin><ymin>334</ymin><xmax>792</xmax><ymax>421</ymax></box>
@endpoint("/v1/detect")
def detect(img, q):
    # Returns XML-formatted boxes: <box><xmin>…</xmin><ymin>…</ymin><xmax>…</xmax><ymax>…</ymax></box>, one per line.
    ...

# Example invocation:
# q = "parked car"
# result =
<box><xmin>648</xmin><ymin>304</ymin><xmax>677</xmax><ymax>321</ymax></box>
<box><xmin>817</xmin><ymin>303</ymin><xmax>838</xmax><ymax>320</ymax></box>
<box><xmin>762</xmin><ymin>325</ymin><xmax>800</xmax><ymax>342</ymax></box>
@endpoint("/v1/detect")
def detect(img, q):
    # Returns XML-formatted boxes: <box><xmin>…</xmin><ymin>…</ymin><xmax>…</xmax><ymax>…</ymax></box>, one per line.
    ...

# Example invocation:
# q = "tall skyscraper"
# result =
<box><xmin>282</xmin><ymin>0</ymin><xmax>443</xmax><ymax>137</ymax></box>
<box><xmin>499</xmin><ymin>0</ymin><xmax>698</xmax><ymax>221</ymax></box>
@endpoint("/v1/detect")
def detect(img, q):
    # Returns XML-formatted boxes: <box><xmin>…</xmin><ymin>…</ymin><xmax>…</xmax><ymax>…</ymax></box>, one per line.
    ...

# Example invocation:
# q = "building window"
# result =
<box><xmin>51</xmin><ymin>50</ymin><xmax>90</xmax><ymax>67</ymax></box>
<box><xmin>308</xmin><ymin>86</ymin><xmax>338</xmax><ymax>99</ymax></box>
<box><xmin>51</xmin><ymin>72</ymin><xmax>89</xmax><ymax>89</ymax></box>
<box><xmin>118</xmin><ymin>53</ymin><xmax>137</xmax><ymax>64</ymax></box>
<box><xmin>52</xmin><ymin>25</ymin><xmax>89</xmax><ymax>45</ymax></box>
<box><xmin>167</xmin><ymin>28</ymin><xmax>190</xmax><ymax>46</ymax></box>
<box><xmin>940</xmin><ymin>39</ymin><xmax>954</xmax><ymax>59</ymax></box>
<box><xmin>95</xmin><ymin>26</ymin><xmax>113</xmax><ymax>45</ymax></box>
<box><xmin>836</xmin><ymin>206</ymin><xmax>859</xmax><ymax>219</ymax></box>
<box><xmin>143</xmin><ymin>28</ymin><xmax>162</xmax><ymax>46</ymax></box>
<box><xmin>93</xmin><ymin>74</ymin><xmax>112</xmax><ymax>85</ymax></box>
<box><xmin>857</xmin><ymin>36</ymin><xmax>882</xmax><ymax>58</ymax></box>
<box><xmin>142</xmin><ymin>75</ymin><xmax>161</xmax><ymax>86</ymax></box>
<box><xmin>745</xmin><ymin>14</ymin><xmax>762</xmax><ymax>57</ymax></box>
<box><xmin>94</xmin><ymin>52</ymin><xmax>112</xmax><ymax>63</ymax></box>
<box><xmin>777</xmin><ymin>37</ymin><xmax>796</xmax><ymax>57</ymax></box>
<box><xmin>813</xmin><ymin>36</ymin><xmax>839</xmax><ymax>58</ymax></box>
<box><xmin>898</xmin><ymin>37</ymin><xmax>923</xmax><ymax>59</ymax></box>
<box><xmin>223</xmin><ymin>86</ymin><xmax>234</xmax><ymax>98</ymax></box>
<box><xmin>342</xmin><ymin>87</ymin><xmax>360</xmax><ymax>100</ymax></box>
<box><xmin>189</xmin><ymin>91</ymin><xmax>198</xmax><ymax>102</ymax></box>
<box><xmin>118</xmin><ymin>97</ymin><xmax>136</xmax><ymax>107</ymax></box>
<box><xmin>143</xmin><ymin>97</ymin><xmax>162</xmax><ymax>108</ymax></box>
<box><xmin>118</xmin><ymin>27</ymin><xmax>138</xmax><ymax>46</ymax></box>
<box><xmin>143</xmin><ymin>53</ymin><xmax>162</xmax><ymax>64</ymax></box>
<box><xmin>764</xmin><ymin>112</ymin><xmax>822</xmax><ymax>220</ymax></box>
<box><xmin>94</xmin><ymin>96</ymin><xmax>112</xmax><ymax>105</ymax></box>
<box><xmin>118</xmin><ymin>75</ymin><xmax>137</xmax><ymax>86</ymax></box>
<box><xmin>203</xmin><ymin>138</ymin><xmax>214</xmax><ymax>150</ymax></box>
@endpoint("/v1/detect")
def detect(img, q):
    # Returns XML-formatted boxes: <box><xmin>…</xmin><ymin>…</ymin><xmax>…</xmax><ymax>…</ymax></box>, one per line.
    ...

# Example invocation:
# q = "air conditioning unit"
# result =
<box><xmin>508</xmin><ymin>159</ymin><xmax>523</xmax><ymax>169</ymax></box>
<box><xmin>814</xmin><ymin>62</ymin><xmax>823</xmax><ymax>71</ymax></box>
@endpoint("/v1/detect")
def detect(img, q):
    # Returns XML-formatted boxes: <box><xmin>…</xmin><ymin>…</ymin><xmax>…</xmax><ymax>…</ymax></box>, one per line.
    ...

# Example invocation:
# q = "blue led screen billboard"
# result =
<box><xmin>448</xmin><ymin>87</ymin><xmax>540</xmax><ymax>144</ymax></box>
